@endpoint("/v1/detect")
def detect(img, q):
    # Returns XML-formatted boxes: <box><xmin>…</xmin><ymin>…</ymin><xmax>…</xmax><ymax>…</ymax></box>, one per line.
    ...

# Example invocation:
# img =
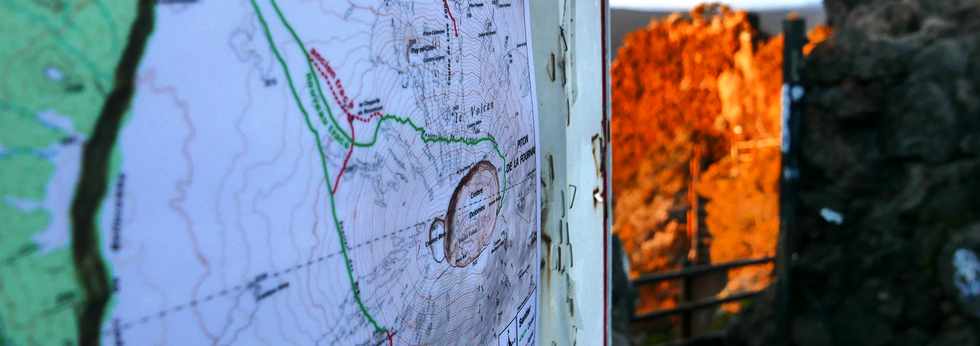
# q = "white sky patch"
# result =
<box><xmin>610</xmin><ymin>0</ymin><xmax>822</xmax><ymax>10</ymax></box>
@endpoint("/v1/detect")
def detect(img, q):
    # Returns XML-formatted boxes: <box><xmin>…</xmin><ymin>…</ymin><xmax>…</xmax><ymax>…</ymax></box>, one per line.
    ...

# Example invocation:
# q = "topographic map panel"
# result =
<box><xmin>95</xmin><ymin>0</ymin><xmax>539</xmax><ymax>345</ymax></box>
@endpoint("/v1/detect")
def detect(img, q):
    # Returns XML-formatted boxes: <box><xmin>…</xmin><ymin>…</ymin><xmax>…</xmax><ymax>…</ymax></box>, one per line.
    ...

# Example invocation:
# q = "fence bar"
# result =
<box><xmin>632</xmin><ymin>257</ymin><xmax>775</xmax><ymax>286</ymax></box>
<box><xmin>631</xmin><ymin>290</ymin><xmax>766</xmax><ymax>322</ymax></box>
<box><xmin>681</xmin><ymin>261</ymin><xmax>693</xmax><ymax>338</ymax></box>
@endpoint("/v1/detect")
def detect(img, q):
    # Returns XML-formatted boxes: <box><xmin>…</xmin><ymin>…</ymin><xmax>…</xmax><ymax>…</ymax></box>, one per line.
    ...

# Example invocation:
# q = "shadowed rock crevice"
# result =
<box><xmin>729</xmin><ymin>1</ymin><xmax>980</xmax><ymax>345</ymax></box>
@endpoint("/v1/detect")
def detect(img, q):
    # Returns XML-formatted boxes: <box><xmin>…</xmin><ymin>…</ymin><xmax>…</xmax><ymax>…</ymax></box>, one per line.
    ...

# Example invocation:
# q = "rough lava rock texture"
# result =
<box><xmin>729</xmin><ymin>1</ymin><xmax>980</xmax><ymax>345</ymax></box>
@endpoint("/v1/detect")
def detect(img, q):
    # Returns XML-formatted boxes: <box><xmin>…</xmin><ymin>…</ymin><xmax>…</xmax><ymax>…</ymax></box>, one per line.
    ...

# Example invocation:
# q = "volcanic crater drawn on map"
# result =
<box><xmin>427</xmin><ymin>160</ymin><xmax>501</xmax><ymax>267</ymax></box>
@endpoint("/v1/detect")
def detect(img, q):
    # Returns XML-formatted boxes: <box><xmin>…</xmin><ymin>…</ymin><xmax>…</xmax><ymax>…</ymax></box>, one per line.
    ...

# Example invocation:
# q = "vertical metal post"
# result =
<box><xmin>687</xmin><ymin>146</ymin><xmax>702</xmax><ymax>264</ymax></box>
<box><xmin>682</xmin><ymin>145</ymin><xmax>703</xmax><ymax>340</ymax></box>
<box><xmin>681</xmin><ymin>258</ymin><xmax>693</xmax><ymax>339</ymax></box>
<box><xmin>777</xmin><ymin>17</ymin><xmax>806</xmax><ymax>346</ymax></box>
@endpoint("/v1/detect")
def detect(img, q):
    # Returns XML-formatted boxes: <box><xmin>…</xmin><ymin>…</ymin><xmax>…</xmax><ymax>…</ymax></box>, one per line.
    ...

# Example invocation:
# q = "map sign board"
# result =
<box><xmin>0</xmin><ymin>0</ymin><xmax>540</xmax><ymax>345</ymax></box>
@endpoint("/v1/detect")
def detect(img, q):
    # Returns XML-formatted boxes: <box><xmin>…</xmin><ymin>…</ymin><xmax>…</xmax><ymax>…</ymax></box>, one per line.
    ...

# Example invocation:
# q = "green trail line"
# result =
<box><xmin>267</xmin><ymin>0</ymin><xmax>509</xmax><ymax>194</ymax></box>
<box><xmin>251</xmin><ymin>0</ymin><xmax>386</xmax><ymax>334</ymax></box>
<box><xmin>354</xmin><ymin>114</ymin><xmax>510</xmax><ymax>212</ymax></box>
<box><xmin>252</xmin><ymin>0</ymin><xmax>512</xmax><ymax>337</ymax></box>
<box><xmin>266</xmin><ymin>0</ymin><xmax>351</xmax><ymax>145</ymax></box>
<box><xmin>264</xmin><ymin>0</ymin><xmax>510</xmax><ymax>202</ymax></box>
<box><xmin>266</xmin><ymin>0</ymin><xmax>509</xmax><ymax>195</ymax></box>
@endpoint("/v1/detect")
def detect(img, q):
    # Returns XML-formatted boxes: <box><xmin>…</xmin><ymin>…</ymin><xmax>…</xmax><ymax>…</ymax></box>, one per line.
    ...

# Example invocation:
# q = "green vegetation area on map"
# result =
<box><xmin>0</xmin><ymin>0</ymin><xmax>137</xmax><ymax>344</ymax></box>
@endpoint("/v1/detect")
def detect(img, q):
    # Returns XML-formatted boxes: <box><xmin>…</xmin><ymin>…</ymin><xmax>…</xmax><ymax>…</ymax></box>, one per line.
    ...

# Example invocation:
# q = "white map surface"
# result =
<box><xmin>97</xmin><ymin>1</ymin><xmax>539</xmax><ymax>344</ymax></box>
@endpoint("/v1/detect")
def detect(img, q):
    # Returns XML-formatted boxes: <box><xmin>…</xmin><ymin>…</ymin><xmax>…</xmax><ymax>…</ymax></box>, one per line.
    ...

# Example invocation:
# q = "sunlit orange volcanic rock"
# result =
<box><xmin>612</xmin><ymin>4</ymin><xmax>828</xmax><ymax>313</ymax></box>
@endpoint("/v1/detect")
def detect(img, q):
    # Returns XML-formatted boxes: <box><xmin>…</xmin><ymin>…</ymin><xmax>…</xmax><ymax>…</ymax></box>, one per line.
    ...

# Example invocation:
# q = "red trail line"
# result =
<box><xmin>442</xmin><ymin>0</ymin><xmax>459</xmax><ymax>37</ymax></box>
<box><xmin>307</xmin><ymin>49</ymin><xmax>362</xmax><ymax>194</ymax></box>
<box><xmin>333</xmin><ymin>114</ymin><xmax>355</xmax><ymax>194</ymax></box>
<box><xmin>309</xmin><ymin>49</ymin><xmax>356</xmax><ymax>120</ymax></box>
<box><xmin>351</xmin><ymin>111</ymin><xmax>383</xmax><ymax>123</ymax></box>
<box><xmin>332</xmin><ymin>109</ymin><xmax>384</xmax><ymax>194</ymax></box>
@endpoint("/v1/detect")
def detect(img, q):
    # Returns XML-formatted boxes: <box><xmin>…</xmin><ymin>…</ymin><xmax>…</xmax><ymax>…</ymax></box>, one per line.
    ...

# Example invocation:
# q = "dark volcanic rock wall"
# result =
<box><xmin>732</xmin><ymin>1</ymin><xmax>980</xmax><ymax>346</ymax></box>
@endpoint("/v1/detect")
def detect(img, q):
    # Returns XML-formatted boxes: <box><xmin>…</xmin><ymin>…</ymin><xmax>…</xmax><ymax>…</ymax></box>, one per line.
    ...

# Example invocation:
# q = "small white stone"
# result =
<box><xmin>954</xmin><ymin>248</ymin><xmax>980</xmax><ymax>299</ymax></box>
<box><xmin>792</xmin><ymin>85</ymin><xmax>805</xmax><ymax>101</ymax></box>
<box><xmin>819</xmin><ymin>208</ymin><xmax>843</xmax><ymax>225</ymax></box>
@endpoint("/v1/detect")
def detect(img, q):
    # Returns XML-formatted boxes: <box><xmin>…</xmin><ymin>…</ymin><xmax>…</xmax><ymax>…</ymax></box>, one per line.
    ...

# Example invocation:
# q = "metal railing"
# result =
<box><xmin>626</xmin><ymin>16</ymin><xmax>807</xmax><ymax>346</ymax></box>
<box><xmin>629</xmin><ymin>257</ymin><xmax>774</xmax><ymax>329</ymax></box>
<box><xmin>632</xmin><ymin>256</ymin><xmax>775</xmax><ymax>287</ymax></box>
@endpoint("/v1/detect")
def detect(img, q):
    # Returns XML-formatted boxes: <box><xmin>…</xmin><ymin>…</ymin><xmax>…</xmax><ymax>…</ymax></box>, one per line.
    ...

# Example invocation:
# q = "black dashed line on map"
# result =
<box><xmin>100</xmin><ymin>174</ymin><xmax>535</xmax><ymax>335</ymax></box>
